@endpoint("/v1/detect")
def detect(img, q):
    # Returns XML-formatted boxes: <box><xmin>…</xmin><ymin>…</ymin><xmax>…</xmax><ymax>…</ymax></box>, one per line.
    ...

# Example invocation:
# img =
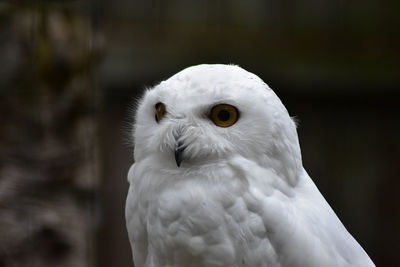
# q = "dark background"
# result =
<box><xmin>0</xmin><ymin>0</ymin><xmax>399</xmax><ymax>266</ymax></box>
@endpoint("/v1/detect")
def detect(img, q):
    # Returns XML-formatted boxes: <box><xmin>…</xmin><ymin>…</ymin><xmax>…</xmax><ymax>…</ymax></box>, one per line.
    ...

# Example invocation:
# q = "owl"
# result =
<box><xmin>125</xmin><ymin>64</ymin><xmax>374</xmax><ymax>267</ymax></box>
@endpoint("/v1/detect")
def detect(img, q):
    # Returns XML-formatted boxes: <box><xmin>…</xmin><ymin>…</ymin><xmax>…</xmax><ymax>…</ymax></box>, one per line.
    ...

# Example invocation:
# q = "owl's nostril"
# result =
<box><xmin>172</xmin><ymin>124</ymin><xmax>184</xmax><ymax>139</ymax></box>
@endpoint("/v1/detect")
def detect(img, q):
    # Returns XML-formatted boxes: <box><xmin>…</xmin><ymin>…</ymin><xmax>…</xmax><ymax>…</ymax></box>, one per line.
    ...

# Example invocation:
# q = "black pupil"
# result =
<box><xmin>217</xmin><ymin>109</ymin><xmax>230</xmax><ymax>121</ymax></box>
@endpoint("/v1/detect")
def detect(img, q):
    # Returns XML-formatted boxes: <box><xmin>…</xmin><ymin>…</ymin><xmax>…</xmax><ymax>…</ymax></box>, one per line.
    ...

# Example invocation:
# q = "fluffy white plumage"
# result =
<box><xmin>125</xmin><ymin>64</ymin><xmax>375</xmax><ymax>267</ymax></box>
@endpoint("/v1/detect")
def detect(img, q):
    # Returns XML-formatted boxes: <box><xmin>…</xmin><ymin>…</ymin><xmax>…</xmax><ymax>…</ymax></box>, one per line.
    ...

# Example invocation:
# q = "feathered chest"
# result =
<box><xmin>126</xmin><ymin>161</ymin><xmax>281</xmax><ymax>267</ymax></box>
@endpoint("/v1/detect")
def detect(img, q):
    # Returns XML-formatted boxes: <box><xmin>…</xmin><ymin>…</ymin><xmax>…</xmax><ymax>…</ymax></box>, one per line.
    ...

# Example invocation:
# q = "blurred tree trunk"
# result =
<box><xmin>0</xmin><ymin>2</ymin><xmax>99</xmax><ymax>267</ymax></box>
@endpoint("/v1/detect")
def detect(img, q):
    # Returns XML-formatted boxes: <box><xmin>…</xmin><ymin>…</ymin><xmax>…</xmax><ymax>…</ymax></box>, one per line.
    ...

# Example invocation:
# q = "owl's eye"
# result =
<box><xmin>210</xmin><ymin>104</ymin><xmax>239</xmax><ymax>127</ymax></box>
<box><xmin>155</xmin><ymin>102</ymin><xmax>166</xmax><ymax>123</ymax></box>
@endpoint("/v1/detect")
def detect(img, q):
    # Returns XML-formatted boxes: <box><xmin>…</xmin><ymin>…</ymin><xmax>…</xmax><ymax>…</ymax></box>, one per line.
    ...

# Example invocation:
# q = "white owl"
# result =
<box><xmin>125</xmin><ymin>64</ymin><xmax>375</xmax><ymax>267</ymax></box>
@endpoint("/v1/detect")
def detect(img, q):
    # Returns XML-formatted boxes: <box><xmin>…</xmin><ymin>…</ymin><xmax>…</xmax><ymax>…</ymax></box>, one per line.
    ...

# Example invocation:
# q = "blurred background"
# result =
<box><xmin>0</xmin><ymin>0</ymin><xmax>399</xmax><ymax>266</ymax></box>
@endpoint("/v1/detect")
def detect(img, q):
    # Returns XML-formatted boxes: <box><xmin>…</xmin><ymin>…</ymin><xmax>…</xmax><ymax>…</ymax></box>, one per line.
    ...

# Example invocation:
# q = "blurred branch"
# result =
<box><xmin>0</xmin><ymin>1</ymin><xmax>100</xmax><ymax>267</ymax></box>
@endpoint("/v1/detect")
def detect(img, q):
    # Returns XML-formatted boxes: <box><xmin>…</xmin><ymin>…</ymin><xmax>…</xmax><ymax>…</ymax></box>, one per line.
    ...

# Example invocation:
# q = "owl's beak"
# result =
<box><xmin>174</xmin><ymin>141</ymin><xmax>185</xmax><ymax>167</ymax></box>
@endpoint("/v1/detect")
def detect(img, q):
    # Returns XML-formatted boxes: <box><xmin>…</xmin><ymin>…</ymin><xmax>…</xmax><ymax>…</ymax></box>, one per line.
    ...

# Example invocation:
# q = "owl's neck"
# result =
<box><xmin>262</xmin><ymin>133</ymin><xmax>303</xmax><ymax>187</ymax></box>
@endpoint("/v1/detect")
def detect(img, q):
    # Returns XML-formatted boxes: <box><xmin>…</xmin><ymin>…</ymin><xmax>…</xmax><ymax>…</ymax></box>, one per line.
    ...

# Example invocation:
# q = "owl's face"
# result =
<box><xmin>133</xmin><ymin>64</ymin><xmax>300</xmax><ymax>172</ymax></box>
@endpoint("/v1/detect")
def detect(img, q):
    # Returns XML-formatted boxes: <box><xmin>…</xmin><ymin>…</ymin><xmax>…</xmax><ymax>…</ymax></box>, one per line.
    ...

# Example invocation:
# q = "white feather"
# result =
<box><xmin>126</xmin><ymin>64</ymin><xmax>375</xmax><ymax>267</ymax></box>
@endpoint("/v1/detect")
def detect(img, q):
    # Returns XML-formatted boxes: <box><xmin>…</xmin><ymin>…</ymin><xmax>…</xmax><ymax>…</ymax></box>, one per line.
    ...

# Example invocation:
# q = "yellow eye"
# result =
<box><xmin>210</xmin><ymin>104</ymin><xmax>239</xmax><ymax>127</ymax></box>
<box><xmin>155</xmin><ymin>102</ymin><xmax>165</xmax><ymax>122</ymax></box>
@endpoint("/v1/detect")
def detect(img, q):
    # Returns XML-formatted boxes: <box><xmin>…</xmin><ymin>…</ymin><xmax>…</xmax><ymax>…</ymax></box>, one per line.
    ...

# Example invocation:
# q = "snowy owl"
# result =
<box><xmin>125</xmin><ymin>64</ymin><xmax>374</xmax><ymax>267</ymax></box>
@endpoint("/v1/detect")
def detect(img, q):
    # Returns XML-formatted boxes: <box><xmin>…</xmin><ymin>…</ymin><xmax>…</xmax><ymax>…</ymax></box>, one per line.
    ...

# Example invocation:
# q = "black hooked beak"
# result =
<box><xmin>174</xmin><ymin>141</ymin><xmax>185</xmax><ymax>167</ymax></box>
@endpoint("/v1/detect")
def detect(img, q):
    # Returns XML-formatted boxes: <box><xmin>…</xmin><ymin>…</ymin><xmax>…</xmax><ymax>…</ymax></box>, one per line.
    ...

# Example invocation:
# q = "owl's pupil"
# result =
<box><xmin>217</xmin><ymin>109</ymin><xmax>230</xmax><ymax>121</ymax></box>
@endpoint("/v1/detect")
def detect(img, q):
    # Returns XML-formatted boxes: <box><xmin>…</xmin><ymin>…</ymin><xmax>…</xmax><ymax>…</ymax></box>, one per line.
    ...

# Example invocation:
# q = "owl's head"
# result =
<box><xmin>133</xmin><ymin>64</ymin><xmax>302</xmax><ymax>183</ymax></box>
